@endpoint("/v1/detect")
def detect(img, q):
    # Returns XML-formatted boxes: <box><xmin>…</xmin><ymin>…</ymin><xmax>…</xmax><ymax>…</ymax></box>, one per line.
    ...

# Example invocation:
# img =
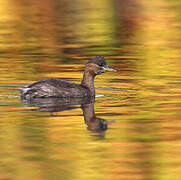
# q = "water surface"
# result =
<box><xmin>1</xmin><ymin>0</ymin><xmax>181</xmax><ymax>180</ymax></box>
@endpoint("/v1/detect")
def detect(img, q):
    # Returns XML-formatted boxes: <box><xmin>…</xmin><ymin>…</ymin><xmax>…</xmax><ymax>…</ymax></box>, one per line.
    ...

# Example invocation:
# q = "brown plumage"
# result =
<box><xmin>20</xmin><ymin>56</ymin><xmax>116</xmax><ymax>100</ymax></box>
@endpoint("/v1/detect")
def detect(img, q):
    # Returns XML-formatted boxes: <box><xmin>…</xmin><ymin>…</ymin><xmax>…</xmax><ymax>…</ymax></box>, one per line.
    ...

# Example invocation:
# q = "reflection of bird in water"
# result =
<box><xmin>20</xmin><ymin>56</ymin><xmax>116</xmax><ymax>100</ymax></box>
<box><xmin>21</xmin><ymin>97</ymin><xmax>111</xmax><ymax>134</ymax></box>
<box><xmin>21</xmin><ymin>96</ymin><xmax>93</xmax><ymax>114</ymax></box>
<box><xmin>81</xmin><ymin>102</ymin><xmax>108</xmax><ymax>132</ymax></box>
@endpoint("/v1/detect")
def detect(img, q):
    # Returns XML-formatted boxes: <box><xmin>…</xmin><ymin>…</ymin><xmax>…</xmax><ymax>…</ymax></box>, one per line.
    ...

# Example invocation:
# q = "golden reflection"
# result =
<box><xmin>136</xmin><ymin>0</ymin><xmax>181</xmax><ymax>77</ymax></box>
<box><xmin>1</xmin><ymin>0</ymin><xmax>181</xmax><ymax>179</ymax></box>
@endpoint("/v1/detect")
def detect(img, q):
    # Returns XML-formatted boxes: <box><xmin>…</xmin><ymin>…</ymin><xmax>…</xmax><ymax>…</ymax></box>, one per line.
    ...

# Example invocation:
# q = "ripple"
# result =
<box><xmin>0</xmin><ymin>95</ymin><xmax>19</xmax><ymax>98</ymax></box>
<box><xmin>96</xmin><ymin>87</ymin><xmax>134</xmax><ymax>91</ymax></box>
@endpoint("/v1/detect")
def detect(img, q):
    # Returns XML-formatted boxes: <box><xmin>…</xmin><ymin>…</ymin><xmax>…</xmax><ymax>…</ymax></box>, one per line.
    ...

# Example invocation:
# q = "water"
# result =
<box><xmin>1</xmin><ymin>0</ymin><xmax>181</xmax><ymax>179</ymax></box>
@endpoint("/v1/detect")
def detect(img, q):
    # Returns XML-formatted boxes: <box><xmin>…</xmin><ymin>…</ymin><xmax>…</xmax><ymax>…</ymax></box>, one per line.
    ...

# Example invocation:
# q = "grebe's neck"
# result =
<box><xmin>81</xmin><ymin>66</ymin><xmax>95</xmax><ymax>97</ymax></box>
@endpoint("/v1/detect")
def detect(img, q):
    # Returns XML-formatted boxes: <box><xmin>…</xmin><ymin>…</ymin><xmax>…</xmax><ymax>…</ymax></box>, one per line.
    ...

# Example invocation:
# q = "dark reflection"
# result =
<box><xmin>81</xmin><ymin>102</ymin><xmax>108</xmax><ymax>132</ymax></box>
<box><xmin>21</xmin><ymin>96</ymin><xmax>92</xmax><ymax>114</ymax></box>
<box><xmin>21</xmin><ymin>96</ymin><xmax>109</xmax><ymax>133</ymax></box>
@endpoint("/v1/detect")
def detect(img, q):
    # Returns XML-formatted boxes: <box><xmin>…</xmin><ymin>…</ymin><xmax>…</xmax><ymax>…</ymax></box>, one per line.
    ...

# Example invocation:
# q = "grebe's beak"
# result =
<box><xmin>102</xmin><ymin>65</ymin><xmax>116</xmax><ymax>72</ymax></box>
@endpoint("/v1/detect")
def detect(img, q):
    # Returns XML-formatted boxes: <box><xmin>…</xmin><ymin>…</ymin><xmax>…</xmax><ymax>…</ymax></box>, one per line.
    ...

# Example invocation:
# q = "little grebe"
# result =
<box><xmin>20</xmin><ymin>56</ymin><xmax>116</xmax><ymax>100</ymax></box>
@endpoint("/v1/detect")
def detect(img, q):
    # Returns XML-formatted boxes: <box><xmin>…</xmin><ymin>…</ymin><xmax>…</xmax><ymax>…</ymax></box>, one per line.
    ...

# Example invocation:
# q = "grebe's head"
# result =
<box><xmin>86</xmin><ymin>56</ymin><xmax>116</xmax><ymax>75</ymax></box>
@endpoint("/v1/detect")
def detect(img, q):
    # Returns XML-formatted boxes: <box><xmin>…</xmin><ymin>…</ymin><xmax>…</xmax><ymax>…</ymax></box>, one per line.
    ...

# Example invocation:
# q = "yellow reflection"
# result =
<box><xmin>1</xmin><ymin>0</ymin><xmax>181</xmax><ymax>180</ymax></box>
<box><xmin>74</xmin><ymin>0</ymin><xmax>115</xmax><ymax>45</ymax></box>
<box><xmin>136</xmin><ymin>0</ymin><xmax>181</xmax><ymax>77</ymax></box>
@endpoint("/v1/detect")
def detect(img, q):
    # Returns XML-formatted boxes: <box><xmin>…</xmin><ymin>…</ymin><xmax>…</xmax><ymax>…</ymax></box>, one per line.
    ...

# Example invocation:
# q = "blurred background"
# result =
<box><xmin>1</xmin><ymin>0</ymin><xmax>181</xmax><ymax>179</ymax></box>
